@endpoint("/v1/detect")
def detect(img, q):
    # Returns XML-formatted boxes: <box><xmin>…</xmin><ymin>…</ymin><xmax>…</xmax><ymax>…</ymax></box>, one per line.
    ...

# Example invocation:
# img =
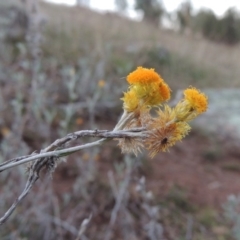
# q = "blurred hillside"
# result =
<box><xmin>1</xmin><ymin>0</ymin><xmax>240</xmax><ymax>240</ymax></box>
<box><xmin>41</xmin><ymin>2</ymin><xmax>240</xmax><ymax>89</ymax></box>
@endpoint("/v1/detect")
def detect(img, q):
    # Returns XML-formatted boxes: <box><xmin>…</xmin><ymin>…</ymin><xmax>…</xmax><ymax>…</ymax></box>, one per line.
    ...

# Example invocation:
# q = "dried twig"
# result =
<box><xmin>136</xmin><ymin>176</ymin><xmax>164</xmax><ymax>240</ymax></box>
<box><xmin>0</xmin><ymin>128</ymin><xmax>147</xmax><ymax>172</ymax></box>
<box><xmin>104</xmin><ymin>156</ymin><xmax>134</xmax><ymax>240</ymax></box>
<box><xmin>185</xmin><ymin>215</ymin><xmax>193</xmax><ymax>240</ymax></box>
<box><xmin>39</xmin><ymin>212</ymin><xmax>79</xmax><ymax>235</ymax></box>
<box><xmin>0</xmin><ymin>127</ymin><xmax>147</xmax><ymax>225</ymax></box>
<box><xmin>0</xmin><ymin>161</ymin><xmax>39</xmax><ymax>224</ymax></box>
<box><xmin>75</xmin><ymin>214</ymin><xmax>92</xmax><ymax>240</ymax></box>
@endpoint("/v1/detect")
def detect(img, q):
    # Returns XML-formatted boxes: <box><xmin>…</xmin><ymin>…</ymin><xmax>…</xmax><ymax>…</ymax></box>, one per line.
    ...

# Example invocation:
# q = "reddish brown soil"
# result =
<box><xmin>148</xmin><ymin>132</ymin><xmax>240</xmax><ymax>208</ymax></box>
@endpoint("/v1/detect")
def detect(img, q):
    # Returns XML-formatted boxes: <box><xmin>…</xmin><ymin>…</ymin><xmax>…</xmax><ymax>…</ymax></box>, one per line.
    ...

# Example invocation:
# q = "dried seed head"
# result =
<box><xmin>117</xmin><ymin>118</ymin><xmax>144</xmax><ymax>155</ymax></box>
<box><xmin>146</xmin><ymin>121</ymin><xmax>191</xmax><ymax>158</ymax></box>
<box><xmin>145</xmin><ymin>106</ymin><xmax>190</xmax><ymax>157</ymax></box>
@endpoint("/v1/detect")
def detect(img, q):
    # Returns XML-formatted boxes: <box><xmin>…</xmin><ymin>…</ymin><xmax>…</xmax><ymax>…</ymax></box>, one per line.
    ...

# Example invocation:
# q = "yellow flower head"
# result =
<box><xmin>184</xmin><ymin>87</ymin><xmax>208</xmax><ymax>114</ymax></box>
<box><xmin>131</xmin><ymin>81</ymin><xmax>171</xmax><ymax>106</ymax></box>
<box><xmin>158</xmin><ymin>81</ymin><xmax>171</xmax><ymax>102</ymax></box>
<box><xmin>127</xmin><ymin>66</ymin><xmax>163</xmax><ymax>85</ymax></box>
<box><xmin>125</xmin><ymin>67</ymin><xmax>171</xmax><ymax>107</ymax></box>
<box><xmin>121</xmin><ymin>89</ymin><xmax>139</xmax><ymax>112</ymax></box>
<box><xmin>175</xmin><ymin>87</ymin><xmax>208</xmax><ymax>121</ymax></box>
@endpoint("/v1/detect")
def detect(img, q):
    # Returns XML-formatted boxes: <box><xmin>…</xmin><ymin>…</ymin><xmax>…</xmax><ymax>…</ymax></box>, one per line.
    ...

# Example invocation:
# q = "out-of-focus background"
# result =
<box><xmin>1</xmin><ymin>0</ymin><xmax>240</xmax><ymax>239</ymax></box>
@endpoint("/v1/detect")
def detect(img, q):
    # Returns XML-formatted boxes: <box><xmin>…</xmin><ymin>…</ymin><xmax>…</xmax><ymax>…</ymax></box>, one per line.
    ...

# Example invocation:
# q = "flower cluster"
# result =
<box><xmin>118</xmin><ymin>66</ymin><xmax>208</xmax><ymax>158</ymax></box>
<box><xmin>122</xmin><ymin>67</ymin><xmax>170</xmax><ymax>111</ymax></box>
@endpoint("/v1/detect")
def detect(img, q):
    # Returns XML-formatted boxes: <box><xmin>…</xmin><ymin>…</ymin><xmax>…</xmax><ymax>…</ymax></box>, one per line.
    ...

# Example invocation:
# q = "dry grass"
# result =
<box><xmin>159</xmin><ymin>31</ymin><xmax>240</xmax><ymax>88</ymax></box>
<box><xmin>40</xmin><ymin>1</ymin><xmax>240</xmax><ymax>88</ymax></box>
